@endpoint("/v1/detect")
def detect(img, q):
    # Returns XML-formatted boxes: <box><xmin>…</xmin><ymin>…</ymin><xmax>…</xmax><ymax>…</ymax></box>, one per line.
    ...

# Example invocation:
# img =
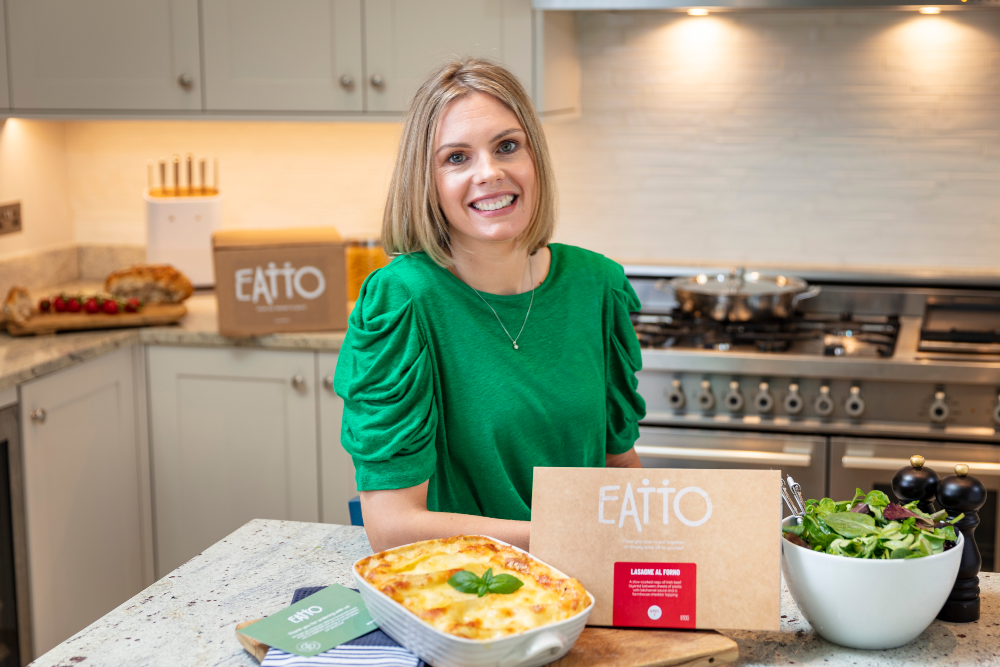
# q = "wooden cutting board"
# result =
<box><xmin>6</xmin><ymin>303</ymin><xmax>187</xmax><ymax>336</ymax></box>
<box><xmin>235</xmin><ymin>619</ymin><xmax>738</xmax><ymax>667</ymax></box>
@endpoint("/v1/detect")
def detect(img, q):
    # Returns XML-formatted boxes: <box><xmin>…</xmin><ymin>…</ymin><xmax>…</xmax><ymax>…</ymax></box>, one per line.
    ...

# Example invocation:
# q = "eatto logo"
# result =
<box><xmin>599</xmin><ymin>479</ymin><xmax>712</xmax><ymax>531</ymax></box>
<box><xmin>235</xmin><ymin>262</ymin><xmax>326</xmax><ymax>304</ymax></box>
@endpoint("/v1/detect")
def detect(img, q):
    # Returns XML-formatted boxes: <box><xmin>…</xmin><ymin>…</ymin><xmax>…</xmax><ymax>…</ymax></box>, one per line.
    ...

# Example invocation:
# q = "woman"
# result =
<box><xmin>335</xmin><ymin>59</ymin><xmax>645</xmax><ymax>553</ymax></box>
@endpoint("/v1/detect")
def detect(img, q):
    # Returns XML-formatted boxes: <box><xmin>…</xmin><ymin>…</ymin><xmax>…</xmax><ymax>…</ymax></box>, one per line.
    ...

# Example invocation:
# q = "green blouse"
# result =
<box><xmin>334</xmin><ymin>243</ymin><xmax>646</xmax><ymax>522</ymax></box>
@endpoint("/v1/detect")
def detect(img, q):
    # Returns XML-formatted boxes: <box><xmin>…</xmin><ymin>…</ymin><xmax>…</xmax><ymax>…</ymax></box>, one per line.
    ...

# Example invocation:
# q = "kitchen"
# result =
<box><xmin>2</xmin><ymin>1</ymin><xmax>1000</xmax><ymax>666</ymax></box>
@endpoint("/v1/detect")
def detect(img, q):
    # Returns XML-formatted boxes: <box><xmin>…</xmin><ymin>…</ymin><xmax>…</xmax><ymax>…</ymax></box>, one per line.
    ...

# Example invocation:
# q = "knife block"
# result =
<box><xmin>144</xmin><ymin>189</ymin><xmax>223</xmax><ymax>288</ymax></box>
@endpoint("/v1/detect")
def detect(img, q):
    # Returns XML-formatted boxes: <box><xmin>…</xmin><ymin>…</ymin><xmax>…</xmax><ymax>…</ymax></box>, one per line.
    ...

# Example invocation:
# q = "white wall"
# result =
<box><xmin>544</xmin><ymin>9</ymin><xmax>1000</xmax><ymax>271</ymax></box>
<box><xmin>65</xmin><ymin>121</ymin><xmax>402</xmax><ymax>246</ymax></box>
<box><xmin>0</xmin><ymin>119</ymin><xmax>73</xmax><ymax>260</ymax></box>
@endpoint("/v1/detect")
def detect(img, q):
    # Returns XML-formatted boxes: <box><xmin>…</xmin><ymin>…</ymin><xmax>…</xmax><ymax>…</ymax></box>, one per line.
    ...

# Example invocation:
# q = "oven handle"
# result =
<box><xmin>635</xmin><ymin>445</ymin><xmax>811</xmax><ymax>467</ymax></box>
<box><xmin>842</xmin><ymin>456</ymin><xmax>1000</xmax><ymax>476</ymax></box>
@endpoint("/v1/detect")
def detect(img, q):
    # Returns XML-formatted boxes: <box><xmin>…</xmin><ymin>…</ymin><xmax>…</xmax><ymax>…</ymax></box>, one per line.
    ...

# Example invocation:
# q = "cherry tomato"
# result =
<box><xmin>39</xmin><ymin>299</ymin><xmax>51</xmax><ymax>312</ymax></box>
<box><xmin>84</xmin><ymin>297</ymin><xmax>100</xmax><ymax>314</ymax></box>
<box><xmin>102</xmin><ymin>300</ymin><xmax>119</xmax><ymax>315</ymax></box>
<box><xmin>66</xmin><ymin>298</ymin><xmax>82</xmax><ymax>313</ymax></box>
<box><xmin>124</xmin><ymin>298</ymin><xmax>141</xmax><ymax>313</ymax></box>
<box><xmin>53</xmin><ymin>296</ymin><xmax>66</xmax><ymax>312</ymax></box>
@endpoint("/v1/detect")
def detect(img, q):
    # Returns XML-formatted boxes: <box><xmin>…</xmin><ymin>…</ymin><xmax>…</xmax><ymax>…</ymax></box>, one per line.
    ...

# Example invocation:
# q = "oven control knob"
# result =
<box><xmin>815</xmin><ymin>385</ymin><xmax>835</xmax><ymax>417</ymax></box>
<box><xmin>784</xmin><ymin>383</ymin><xmax>804</xmax><ymax>415</ymax></box>
<box><xmin>845</xmin><ymin>385</ymin><xmax>866</xmax><ymax>419</ymax></box>
<box><xmin>930</xmin><ymin>390</ymin><xmax>950</xmax><ymax>424</ymax></box>
<box><xmin>725</xmin><ymin>381</ymin><xmax>745</xmax><ymax>412</ymax></box>
<box><xmin>666</xmin><ymin>379</ymin><xmax>686</xmax><ymax>410</ymax></box>
<box><xmin>755</xmin><ymin>382</ymin><xmax>774</xmax><ymax>414</ymax></box>
<box><xmin>697</xmin><ymin>380</ymin><xmax>716</xmax><ymax>411</ymax></box>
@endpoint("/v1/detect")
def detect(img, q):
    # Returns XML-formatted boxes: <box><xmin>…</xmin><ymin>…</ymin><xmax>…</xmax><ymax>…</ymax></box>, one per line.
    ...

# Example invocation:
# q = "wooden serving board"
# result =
<box><xmin>235</xmin><ymin>619</ymin><xmax>738</xmax><ymax>667</ymax></box>
<box><xmin>6</xmin><ymin>303</ymin><xmax>187</xmax><ymax>336</ymax></box>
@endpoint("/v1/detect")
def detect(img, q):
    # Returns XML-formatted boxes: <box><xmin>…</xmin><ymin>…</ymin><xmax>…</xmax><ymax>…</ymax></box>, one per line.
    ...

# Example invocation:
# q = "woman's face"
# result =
<box><xmin>433</xmin><ymin>92</ymin><xmax>536</xmax><ymax>250</ymax></box>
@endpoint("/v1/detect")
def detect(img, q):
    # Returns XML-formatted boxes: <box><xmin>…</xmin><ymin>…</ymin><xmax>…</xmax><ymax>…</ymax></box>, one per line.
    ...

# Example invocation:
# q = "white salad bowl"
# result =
<box><xmin>353</xmin><ymin>536</ymin><xmax>594</xmax><ymax>667</ymax></box>
<box><xmin>780</xmin><ymin>516</ymin><xmax>963</xmax><ymax>650</ymax></box>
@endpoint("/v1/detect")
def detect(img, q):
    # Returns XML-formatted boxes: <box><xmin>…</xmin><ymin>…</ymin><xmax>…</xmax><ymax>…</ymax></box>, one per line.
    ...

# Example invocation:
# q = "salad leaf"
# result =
<box><xmin>783</xmin><ymin>489</ymin><xmax>960</xmax><ymax>560</ymax></box>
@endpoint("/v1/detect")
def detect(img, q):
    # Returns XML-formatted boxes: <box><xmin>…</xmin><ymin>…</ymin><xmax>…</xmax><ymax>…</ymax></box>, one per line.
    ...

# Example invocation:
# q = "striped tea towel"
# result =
<box><xmin>259</xmin><ymin>586</ymin><xmax>425</xmax><ymax>667</ymax></box>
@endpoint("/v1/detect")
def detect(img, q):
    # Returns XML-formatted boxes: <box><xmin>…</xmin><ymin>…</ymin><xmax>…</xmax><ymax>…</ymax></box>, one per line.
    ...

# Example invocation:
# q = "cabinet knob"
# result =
<box><xmin>370</xmin><ymin>74</ymin><xmax>385</xmax><ymax>88</ymax></box>
<box><xmin>291</xmin><ymin>375</ymin><xmax>306</xmax><ymax>390</ymax></box>
<box><xmin>177</xmin><ymin>73</ymin><xmax>194</xmax><ymax>90</ymax></box>
<box><xmin>322</xmin><ymin>375</ymin><xmax>334</xmax><ymax>390</ymax></box>
<box><xmin>30</xmin><ymin>408</ymin><xmax>46</xmax><ymax>423</ymax></box>
<box><xmin>339</xmin><ymin>75</ymin><xmax>354</xmax><ymax>89</ymax></box>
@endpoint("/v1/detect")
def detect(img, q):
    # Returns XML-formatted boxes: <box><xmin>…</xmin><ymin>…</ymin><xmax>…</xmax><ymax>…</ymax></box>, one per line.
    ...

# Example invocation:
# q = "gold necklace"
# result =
<box><xmin>470</xmin><ymin>260</ymin><xmax>534</xmax><ymax>350</ymax></box>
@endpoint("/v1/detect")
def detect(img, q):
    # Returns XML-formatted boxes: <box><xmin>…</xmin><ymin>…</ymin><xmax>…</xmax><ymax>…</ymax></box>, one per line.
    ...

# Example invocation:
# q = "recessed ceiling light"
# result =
<box><xmin>688</xmin><ymin>8</ymin><xmax>709</xmax><ymax>16</ymax></box>
<box><xmin>919</xmin><ymin>6</ymin><xmax>941</xmax><ymax>14</ymax></box>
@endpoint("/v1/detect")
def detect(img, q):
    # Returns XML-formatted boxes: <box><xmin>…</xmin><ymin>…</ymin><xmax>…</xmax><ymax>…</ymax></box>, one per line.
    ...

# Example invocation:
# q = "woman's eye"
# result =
<box><xmin>498</xmin><ymin>140</ymin><xmax>517</xmax><ymax>154</ymax></box>
<box><xmin>447</xmin><ymin>153</ymin><xmax>466</xmax><ymax>164</ymax></box>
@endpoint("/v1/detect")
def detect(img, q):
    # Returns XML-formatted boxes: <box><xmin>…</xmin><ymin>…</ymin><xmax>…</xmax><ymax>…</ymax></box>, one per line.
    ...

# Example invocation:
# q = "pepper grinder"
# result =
<box><xmin>936</xmin><ymin>463</ymin><xmax>987</xmax><ymax>623</ymax></box>
<box><xmin>891</xmin><ymin>454</ymin><xmax>939</xmax><ymax>513</ymax></box>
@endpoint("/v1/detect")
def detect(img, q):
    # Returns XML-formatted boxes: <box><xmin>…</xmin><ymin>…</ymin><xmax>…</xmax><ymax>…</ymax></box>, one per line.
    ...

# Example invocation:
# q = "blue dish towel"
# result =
<box><xmin>259</xmin><ymin>586</ymin><xmax>426</xmax><ymax>667</ymax></box>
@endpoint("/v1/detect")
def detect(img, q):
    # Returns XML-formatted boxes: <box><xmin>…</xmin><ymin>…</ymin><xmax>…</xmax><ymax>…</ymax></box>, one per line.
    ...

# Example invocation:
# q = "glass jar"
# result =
<box><xmin>345</xmin><ymin>238</ymin><xmax>389</xmax><ymax>301</ymax></box>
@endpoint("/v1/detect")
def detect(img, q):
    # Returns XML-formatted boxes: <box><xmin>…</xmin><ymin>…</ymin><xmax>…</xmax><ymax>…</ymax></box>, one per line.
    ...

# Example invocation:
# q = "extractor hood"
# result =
<box><xmin>534</xmin><ymin>0</ymin><xmax>999</xmax><ymax>9</ymax></box>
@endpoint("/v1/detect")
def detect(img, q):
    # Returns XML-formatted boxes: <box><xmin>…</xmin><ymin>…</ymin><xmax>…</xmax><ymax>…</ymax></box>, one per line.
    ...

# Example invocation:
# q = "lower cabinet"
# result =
<box><xmin>318</xmin><ymin>351</ymin><xmax>356</xmax><ymax>525</ymax></box>
<box><xmin>19</xmin><ymin>345</ymin><xmax>152</xmax><ymax>656</ymax></box>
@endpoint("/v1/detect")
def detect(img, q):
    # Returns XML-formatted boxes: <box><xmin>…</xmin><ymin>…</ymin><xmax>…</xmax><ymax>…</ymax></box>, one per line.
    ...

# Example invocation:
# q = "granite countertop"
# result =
<box><xmin>0</xmin><ymin>291</ymin><xmax>347</xmax><ymax>391</ymax></box>
<box><xmin>29</xmin><ymin>519</ymin><xmax>1000</xmax><ymax>667</ymax></box>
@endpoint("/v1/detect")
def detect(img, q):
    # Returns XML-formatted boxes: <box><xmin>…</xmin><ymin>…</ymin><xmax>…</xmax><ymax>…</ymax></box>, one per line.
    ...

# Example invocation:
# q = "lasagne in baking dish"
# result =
<box><xmin>355</xmin><ymin>535</ymin><xmax>591</xmax><ymax>640</ymax></box>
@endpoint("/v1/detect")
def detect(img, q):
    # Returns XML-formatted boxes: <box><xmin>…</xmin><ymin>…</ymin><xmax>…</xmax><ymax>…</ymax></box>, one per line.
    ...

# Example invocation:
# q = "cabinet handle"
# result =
<box><xmin>30</xmin><ymin>409</ymin><xmax>46</xmax><ymax>423</ymax></box>
<box><xmin>177</xmin><ymin>73</ymin><xmax>194</xmax><ymax>90</ymax></box>
<box><xmin>291</xmin><ymin>375</ymin><xmax>306</xmax><ymax>390</ymax></box>
<box><xmin>370</xmin><ymin>74</ymin><xmax>385</xmax><ymax>88</ymax></box>
<box><xmin>339</xmin><ymin>75</ymin><xmax>354</xmax><ymax>89</ymax></box>
<box><xmin>322</xmin><ymin>376</ymin><xmax>334</xmax><ymax>390</ymax></box>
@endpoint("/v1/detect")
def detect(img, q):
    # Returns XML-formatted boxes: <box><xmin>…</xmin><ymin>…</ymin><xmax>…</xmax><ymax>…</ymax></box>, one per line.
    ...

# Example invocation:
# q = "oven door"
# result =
<box><xmin>634</xmin><ymin>426</ymin><xmax>827</xmax><ymax>519</ymax></box>
<box><xmin>830</xmin><ymin>436</ymin><xmax>1000</xmax><ymax>573</ymax></box>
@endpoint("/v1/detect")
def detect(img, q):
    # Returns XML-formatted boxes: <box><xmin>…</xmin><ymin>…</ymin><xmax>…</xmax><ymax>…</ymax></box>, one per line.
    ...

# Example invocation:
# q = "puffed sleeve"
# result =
<box><xmin>606</xmin><ymin>271</ymin><xmax>647</xmax><ymax>456</ymax></box>
<box><xmin>334</xmin><ymin>269</ymin><xmax>438</xmax><ymax>490</ymax></box>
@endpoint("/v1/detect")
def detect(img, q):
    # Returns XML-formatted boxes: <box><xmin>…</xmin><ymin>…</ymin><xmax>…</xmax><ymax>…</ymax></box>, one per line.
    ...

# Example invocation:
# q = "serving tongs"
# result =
<box><xmin>781</xmin><ymin>476</ymin><xmax>807</xmax><ymax>524</ymax></box>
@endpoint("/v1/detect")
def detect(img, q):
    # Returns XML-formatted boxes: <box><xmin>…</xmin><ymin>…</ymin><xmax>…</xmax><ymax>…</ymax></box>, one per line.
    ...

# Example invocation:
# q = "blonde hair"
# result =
<box><xmin>382</xmin><ymin>58</ymin><xmax>557</xmax><ymax>267</ymax></box>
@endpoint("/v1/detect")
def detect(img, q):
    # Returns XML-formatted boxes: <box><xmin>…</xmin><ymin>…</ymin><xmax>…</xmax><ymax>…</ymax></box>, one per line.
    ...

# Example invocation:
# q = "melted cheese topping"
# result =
<box><xmin>355</xmin><ymin>535</ymin><xmax>591</xmax><ymax>640</ymax></box>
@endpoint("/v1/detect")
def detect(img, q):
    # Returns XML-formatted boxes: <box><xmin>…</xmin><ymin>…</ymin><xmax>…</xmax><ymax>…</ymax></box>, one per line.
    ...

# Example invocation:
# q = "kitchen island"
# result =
<box><xmin>29</xmin><ymin>519</ymin><xmax>1000</xmax><ymax>667</ymax></box>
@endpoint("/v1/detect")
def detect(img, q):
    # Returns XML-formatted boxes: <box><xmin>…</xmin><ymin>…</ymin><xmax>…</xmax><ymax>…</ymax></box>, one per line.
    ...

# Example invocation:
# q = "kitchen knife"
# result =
<box><xmin>173</xmin><ymin>155</ymin><xmax>180</xmax><ymax>197</ymax></box>
<box><xmin>159</xmin><ymin>158</ymin><xmax>166</xmax><ymax>196</ymax></box>
<box><xmin>199</xmin><ymin>157</ymin><xmax>206</xmax><ymax>196</ymax></box>
<box><xmin>186</xmin><ymin>154</ymin><xmax>193</xmax><ymax>196</ymax></box>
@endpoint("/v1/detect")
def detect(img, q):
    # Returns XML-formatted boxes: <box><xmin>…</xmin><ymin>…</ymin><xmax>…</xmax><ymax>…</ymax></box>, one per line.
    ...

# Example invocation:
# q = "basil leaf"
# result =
<box><xmin>482</xmin><ymin>568</ymin><xmax>494</xmax><ymax>586</ymax></box>
<box><xmin>448</xmin><ymin>570</ymin><xmax>484</xmax><ymax>596</ymax></box>
<box><xmin>477</xmin><ymin>582</ymin><xmax>489</xmax><ymax>597</ymax></box>
<box><xmin>822</xmin><ymin>512</ymin><xmax>879</xmax><ymax>538</ymax></box>
<box><xmin>488</xmin><ymin>574</ymin><xmax>525</xmax><ymax>595</ymax></box>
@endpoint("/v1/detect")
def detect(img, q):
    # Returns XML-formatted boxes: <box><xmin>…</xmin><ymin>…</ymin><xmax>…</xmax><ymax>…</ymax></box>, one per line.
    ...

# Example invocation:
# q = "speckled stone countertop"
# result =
<box><xmin>28</xmin><ymin>519</ymin><xmax>1000</xmax><ymax>667</ymax></box>
<box><xmin>0</xmin><ymin>292</ymin><xmax>347</xmax><ymax>391</ymax></box>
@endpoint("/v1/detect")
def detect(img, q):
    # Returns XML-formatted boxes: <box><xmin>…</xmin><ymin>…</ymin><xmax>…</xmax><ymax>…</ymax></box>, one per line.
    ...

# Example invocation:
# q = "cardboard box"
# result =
<box><xmin>213</xmin><ymin>227</ymin><xmax>347</xmax><ymax>336</ymax></box>
<box><xmin>530</xmin><ymin>467</ymin><xmax>781</xmax><ymax>631</ymax></box>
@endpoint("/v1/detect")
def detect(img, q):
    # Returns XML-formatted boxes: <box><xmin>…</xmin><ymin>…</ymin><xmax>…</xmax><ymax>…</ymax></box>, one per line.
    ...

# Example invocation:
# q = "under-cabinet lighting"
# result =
<box><xmin>687</xmin><ymin>8</ymin><xmax>709</xmax><ymax>15</ymax></box>
<box><xmin>919</xmin><ymin>6</ymin><xmax>941</xmax><ymax>13</ymax></box>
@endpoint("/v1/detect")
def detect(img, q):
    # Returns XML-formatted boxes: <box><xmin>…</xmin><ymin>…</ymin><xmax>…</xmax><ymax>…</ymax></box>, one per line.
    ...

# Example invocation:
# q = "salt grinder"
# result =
<box><xmin>936</xmin><ymin>464</ymin><xmax>987</xmax><ymax>623</ymax></box>
<box><xmin>890</xmin><ymin>454</ymin><xmax>939</xmax><ymax>514</ymax></box>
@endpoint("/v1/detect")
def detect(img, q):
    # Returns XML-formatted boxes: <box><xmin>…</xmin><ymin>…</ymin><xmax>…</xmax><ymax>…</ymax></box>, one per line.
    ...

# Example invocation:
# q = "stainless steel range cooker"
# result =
<box><xmin>626</xmin><ymin>267</ymin><xmax>1000</xmax><ymax>572</ymax></box>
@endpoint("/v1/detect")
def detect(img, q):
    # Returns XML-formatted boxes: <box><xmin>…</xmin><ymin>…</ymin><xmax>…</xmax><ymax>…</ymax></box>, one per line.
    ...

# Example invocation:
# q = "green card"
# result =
<box><xmin>238</xmin><ymin>584</ymin><xmax>377</xmax><ymax>657</ymax></box>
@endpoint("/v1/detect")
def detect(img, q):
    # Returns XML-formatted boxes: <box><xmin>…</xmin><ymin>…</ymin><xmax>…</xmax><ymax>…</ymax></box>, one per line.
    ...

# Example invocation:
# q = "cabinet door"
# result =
<box><xmin>0</xmin><ymin>8</ymin><xmax>9</xmax><ymax>110</ymax></box>
<box><xmin>6</xmin><ymin>0</ymin><xmax>201</xmax><ymax>111</ymax></box>
<box><xmin>203</xmin><ymin>0</ymin><xmax>363</xmax><ymax>112</ymax></box>
<box><xmin>147</xmin><ymin>346</ymin><xmax>319</xmax><ymax>577</ymax></box>
<box><xmin>363</xmin><ymin>0</ymin><xmax>532</xmax><ymax>113</ymax></box>
<box><xmin>20</xmin><ymin>346</ymin><xmax>148</xmax><ymax>655</ymax></box>
<box><xmin>318</xmin><ymin>352</ymin><xmax>356</xmax><ymax>525</ymax></box>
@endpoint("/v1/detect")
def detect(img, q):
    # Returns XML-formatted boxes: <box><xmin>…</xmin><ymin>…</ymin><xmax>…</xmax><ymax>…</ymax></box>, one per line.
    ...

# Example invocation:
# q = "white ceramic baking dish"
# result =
<box><xmin>353</xmin><ymin>536</ymin><xmax>594</xmax><ymax>667</ymax></box>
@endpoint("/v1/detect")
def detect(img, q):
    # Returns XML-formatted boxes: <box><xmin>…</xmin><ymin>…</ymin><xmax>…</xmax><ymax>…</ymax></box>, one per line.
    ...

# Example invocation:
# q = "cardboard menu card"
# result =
<box><xmin>530</xmin><ymin>468</ymin><xmax>780</xmax><ymax>631</ymax></box>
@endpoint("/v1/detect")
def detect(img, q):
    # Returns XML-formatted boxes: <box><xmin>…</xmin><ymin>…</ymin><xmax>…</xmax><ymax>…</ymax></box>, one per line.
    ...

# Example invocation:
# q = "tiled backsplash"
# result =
<box><xmin>4</xmin><ymin>9</ymin><xmax>1000</xmax><ymax>279</ymax></box>
<box><xmin>544</xmin><ymin>9</ymin><xmax>1000</xmax><ymax>271</ymax></box>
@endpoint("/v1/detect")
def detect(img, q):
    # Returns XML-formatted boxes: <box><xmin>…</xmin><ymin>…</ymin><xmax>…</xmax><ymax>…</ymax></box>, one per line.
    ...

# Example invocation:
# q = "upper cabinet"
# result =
<box><xmin>0</xmin><ymin>7</ymin><xmax>9</xmax><ymax>110</ymax></box>
<box><xmin>3</xmin><ymin>0</ymin><xmax>578</xmax><ymax>117</ymax></box>
<box><xmin>364</xmin><ymin>0</ymin><xmax>532</xmax><ymax>114</ymax></box>
<box><xmin>202</xmin><ymin>0</ymin><xmax>363</xmax><ymax>112</ymax></box>
<box><xmin>6</xmin><ymin>0</ymin><xmax>201</xmax><ymax>111</ymax></box>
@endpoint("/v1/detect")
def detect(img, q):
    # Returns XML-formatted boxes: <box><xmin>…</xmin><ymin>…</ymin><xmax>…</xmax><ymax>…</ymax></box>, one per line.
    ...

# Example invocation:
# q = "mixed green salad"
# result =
<box><xmin>782</xmin><ymin>489</ymin><xmax>963</xmax><ymax>559</ymax></box>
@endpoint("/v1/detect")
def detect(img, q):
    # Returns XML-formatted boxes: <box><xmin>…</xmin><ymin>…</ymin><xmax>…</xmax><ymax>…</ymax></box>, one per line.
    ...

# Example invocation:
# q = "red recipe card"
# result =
<box><xmin>613</xmin><ymin>562</ymin><xmax>696</xmax><ymax>628</ymax></box>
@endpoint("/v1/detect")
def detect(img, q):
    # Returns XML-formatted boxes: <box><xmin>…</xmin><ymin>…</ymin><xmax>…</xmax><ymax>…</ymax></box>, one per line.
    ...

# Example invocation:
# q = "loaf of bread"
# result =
<box><xmin>2</xmin><ymin>287</ymin><xmax>33</xmax><ymax>325</ymax></box>
<box><xmin>105</xmin><ymin>265</ymin><xmax>193</xmax><ymax>304</ymax></box>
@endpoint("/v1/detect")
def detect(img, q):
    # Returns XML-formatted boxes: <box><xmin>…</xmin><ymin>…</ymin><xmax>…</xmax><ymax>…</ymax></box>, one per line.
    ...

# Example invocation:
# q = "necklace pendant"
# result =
<box><xmin>513</xmin><ymin>342</ymin><xmax>519</xmax><ymax>350</ymax></box>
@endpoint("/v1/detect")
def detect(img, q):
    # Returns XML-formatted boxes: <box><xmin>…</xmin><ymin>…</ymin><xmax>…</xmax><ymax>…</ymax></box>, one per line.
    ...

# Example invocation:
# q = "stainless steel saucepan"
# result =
<box><xmin>666</xmin><ymin>267</ymin><xmax>822</xmax><ymax>322</ymax></box>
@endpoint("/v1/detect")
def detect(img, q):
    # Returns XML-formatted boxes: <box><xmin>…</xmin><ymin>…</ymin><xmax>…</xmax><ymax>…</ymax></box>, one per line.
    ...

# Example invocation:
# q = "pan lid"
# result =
<box><xmin>670</xmin><ymin>268</ymin><xmax>809</xmax><ymax>296</ymax></box>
